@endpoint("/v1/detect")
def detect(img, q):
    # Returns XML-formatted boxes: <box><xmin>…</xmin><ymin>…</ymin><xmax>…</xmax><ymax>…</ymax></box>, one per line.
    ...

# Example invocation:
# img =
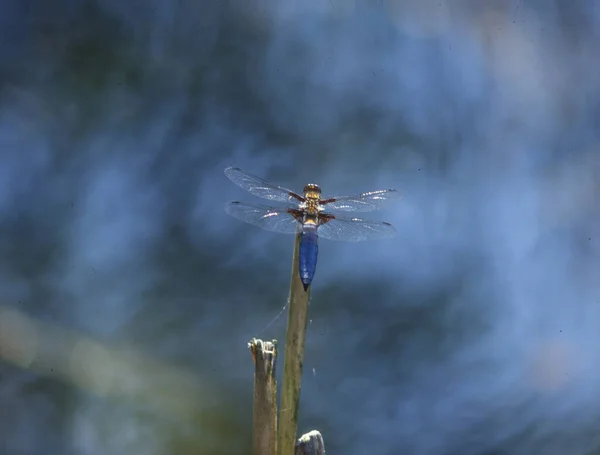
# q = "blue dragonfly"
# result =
<box><xmin>224</xmin><ymin>167</ymin><xmax>399</xmax><ymax>290</ymax></box>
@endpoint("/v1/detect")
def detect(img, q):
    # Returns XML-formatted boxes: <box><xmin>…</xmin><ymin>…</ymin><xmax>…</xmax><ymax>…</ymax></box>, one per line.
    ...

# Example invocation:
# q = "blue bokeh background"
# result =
<box><xmin>1</xmin><ymin>1</ymin><xmax>600</xmax><ymax>454</ymax></box>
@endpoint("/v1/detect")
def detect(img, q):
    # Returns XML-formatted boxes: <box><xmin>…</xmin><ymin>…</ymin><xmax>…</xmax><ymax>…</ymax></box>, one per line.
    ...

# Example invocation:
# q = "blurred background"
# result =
<box><xmin>1</xmin><ymin>0</ymin><xmax>600</xmax><ymax>454</ymax></box>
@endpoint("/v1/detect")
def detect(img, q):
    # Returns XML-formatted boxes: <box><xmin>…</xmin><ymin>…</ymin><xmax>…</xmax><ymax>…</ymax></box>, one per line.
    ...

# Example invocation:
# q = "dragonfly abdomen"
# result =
<box><xmin>299</xmin><ymin>223</ymin><xmax>319</xmax><ymax>291</ymax></box>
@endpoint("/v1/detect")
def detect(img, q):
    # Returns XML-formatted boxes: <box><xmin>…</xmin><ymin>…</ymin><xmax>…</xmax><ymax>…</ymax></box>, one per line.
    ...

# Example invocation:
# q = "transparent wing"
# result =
<box><xmin>224</xmin><ymin>167</ymin><xmax>303</xmax><ymax>203</ymax></box>
<box><xmin>225</xmin><ymin>202</ymin><xmax>300</xmax><ymax>234</ymax></box>
<box><xmin>320</xmin><ymin>189</ymin><xmax>400</xmax><ymax>212</ymax></box>
<box><xmin>317</xmin><ymin>214</ymin><xmax>396</xmax><ymax>242</ymax></box>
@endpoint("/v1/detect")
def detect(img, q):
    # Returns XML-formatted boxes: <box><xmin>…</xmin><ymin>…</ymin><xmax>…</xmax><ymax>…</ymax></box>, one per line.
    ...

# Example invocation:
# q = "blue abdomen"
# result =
<box><xmin>299</xmin><ymin>224</ymin><xmax>319</xmax><ymax>291</ymax></box>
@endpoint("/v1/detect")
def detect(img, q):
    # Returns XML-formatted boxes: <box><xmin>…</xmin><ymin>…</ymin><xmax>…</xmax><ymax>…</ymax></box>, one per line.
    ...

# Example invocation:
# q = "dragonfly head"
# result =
<box><xmin>303</xmin><ymin>183</ymin><xmax>321</xmax><ymax>200</ymax></box>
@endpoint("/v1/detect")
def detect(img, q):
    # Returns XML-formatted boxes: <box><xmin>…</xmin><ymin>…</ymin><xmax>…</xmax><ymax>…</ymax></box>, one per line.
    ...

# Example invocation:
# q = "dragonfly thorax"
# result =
<box><xmin>303</xmin><ymin>183</ymin><xmax>322</xmax><ymax>215</ymax></box>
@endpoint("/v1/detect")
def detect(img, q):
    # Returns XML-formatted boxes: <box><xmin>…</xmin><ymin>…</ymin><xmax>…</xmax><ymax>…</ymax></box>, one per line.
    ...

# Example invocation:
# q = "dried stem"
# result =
<box><xmin>278</xmin><ymin>232</ymin><xmax>311</xmax><ymax>455</ymax></box>
<box><xmin>249</xmin><ymin>338</ymin><xmax>278</xmax><ymax>455</ymax></box>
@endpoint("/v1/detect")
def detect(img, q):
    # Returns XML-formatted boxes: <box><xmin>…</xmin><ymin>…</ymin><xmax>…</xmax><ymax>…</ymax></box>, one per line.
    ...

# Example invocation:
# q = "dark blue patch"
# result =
<box><xmin>299</xmin><ymin>226</ymin><xmax>319</xmax><ymax>291</ymax></box>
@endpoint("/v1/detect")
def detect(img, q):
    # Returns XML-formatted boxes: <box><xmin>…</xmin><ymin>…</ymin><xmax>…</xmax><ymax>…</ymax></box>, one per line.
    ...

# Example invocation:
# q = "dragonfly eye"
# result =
<box><xmin>303</xmin><ymin>183</ymin><xmax>321</xmax><ymax>194</ymax></box>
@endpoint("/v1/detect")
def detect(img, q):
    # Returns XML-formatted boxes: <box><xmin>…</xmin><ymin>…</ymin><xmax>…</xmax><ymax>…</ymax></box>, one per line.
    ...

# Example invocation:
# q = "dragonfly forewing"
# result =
<box><xmin>320</xmin><ymin>189</ymin><xmax>401</xmax><ymax>212</ymax></box>
<box><xmin>224</xmin><ymin>167</ymin><xmax>304</xmax><ymax>204</ymax></box>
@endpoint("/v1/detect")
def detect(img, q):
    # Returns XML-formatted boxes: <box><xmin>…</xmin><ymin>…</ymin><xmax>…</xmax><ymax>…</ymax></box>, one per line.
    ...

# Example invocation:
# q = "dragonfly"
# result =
<box><xmin>224</xmin><ymin>166</ymin><xmax>400</xmax><ymax>291</ymax></box>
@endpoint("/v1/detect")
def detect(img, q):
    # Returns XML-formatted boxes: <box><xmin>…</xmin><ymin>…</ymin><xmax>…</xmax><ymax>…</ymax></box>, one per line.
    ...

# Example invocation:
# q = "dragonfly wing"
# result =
<box><xmin>320</xmin><ymin>189</ymin><xmax>400</xmax><ymax>212</ymax></box>
<box><xmin>317</xmin><ymin>213</ymin><xmax>396</xmax><ymax>242</ymax></box>
<box><xmin>225</xmin><ymin>202</ymin><xmax>300</xmax><ymax>234</ymax></box>
<box><xmin>224</xmin><ymin>167</ymin><xmax>304</xmax><ymax>203</ymax></box>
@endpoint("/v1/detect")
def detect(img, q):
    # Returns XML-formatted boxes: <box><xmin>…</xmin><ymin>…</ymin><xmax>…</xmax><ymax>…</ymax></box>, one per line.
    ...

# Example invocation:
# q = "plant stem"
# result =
<box><xmin>278</xmin><ymin>232</ymin><xmax>311</xmax><ymax>455</ymax></box>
